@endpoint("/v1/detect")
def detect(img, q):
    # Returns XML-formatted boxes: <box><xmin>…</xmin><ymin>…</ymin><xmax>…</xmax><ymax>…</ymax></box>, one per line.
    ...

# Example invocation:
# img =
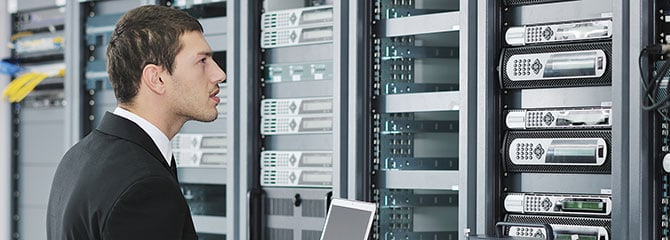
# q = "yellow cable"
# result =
<box><xmin>9</xmin><ymin>73</ymin><xmax>48</xmax><ymax>102</ymax></box>
<box><xmin>54</xmin><ymin>68</ymin><xmax>65</xmax><ymax>77</ymax></box>
<box><xmin>2</xmin><ymin>73</ymin><xmax>37</xmax><ymax>98</ymax></box>
<box><xmin>53</xmin><ymin>36</ymin><xmax>64</xmax><ymax>44</ymax></box>
<box><xmin>2</xmin><ymin>73</ymin><xmax>34</xmax><ymax>101</ymax></box>
<box><xmin>9</xmin><ymin>31</ymin><xmax>33</xmax><ymax>42</ymax></box>
<box><xmin>3</xmin><ymin>68</ymin><xmax>65</xmax><ymax>102</ymax></box>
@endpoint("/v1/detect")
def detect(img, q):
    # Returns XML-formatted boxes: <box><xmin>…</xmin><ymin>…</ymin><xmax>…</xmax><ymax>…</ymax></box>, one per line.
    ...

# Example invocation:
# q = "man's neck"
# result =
<box><xmin>117</xmin><ymin>104</ymin><xmax>185</xmax><ymax>140</ymax></box>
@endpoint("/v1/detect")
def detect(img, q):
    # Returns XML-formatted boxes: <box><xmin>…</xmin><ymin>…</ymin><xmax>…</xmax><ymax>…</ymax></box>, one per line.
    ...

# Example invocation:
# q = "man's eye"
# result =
<box><xmin>200</xmin><ymin>58</ymin><xmax>207</xmax><ymax>63</ymax></box>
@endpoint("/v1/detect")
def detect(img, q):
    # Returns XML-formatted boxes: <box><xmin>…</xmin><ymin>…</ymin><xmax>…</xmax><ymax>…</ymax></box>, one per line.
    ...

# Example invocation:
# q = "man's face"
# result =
<box><xmin>163</xmin><ymin>31</ymin><xmax>226</xmax><ymax>123</ymax></box>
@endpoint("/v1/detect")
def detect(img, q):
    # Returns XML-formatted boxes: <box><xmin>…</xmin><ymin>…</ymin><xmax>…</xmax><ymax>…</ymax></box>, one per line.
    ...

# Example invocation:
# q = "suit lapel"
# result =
<box><xmin>96</xmin><ymin>112</ymin><xmax>171</xmax><ymax>171</ymax></box>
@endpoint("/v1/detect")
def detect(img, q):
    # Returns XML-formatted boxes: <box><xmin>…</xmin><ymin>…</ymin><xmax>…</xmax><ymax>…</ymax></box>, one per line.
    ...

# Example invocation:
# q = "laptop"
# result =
<box><xmin>320</xmin><ymin>198</ymin><xmax>376</xmax><ymax>240</ymax></box>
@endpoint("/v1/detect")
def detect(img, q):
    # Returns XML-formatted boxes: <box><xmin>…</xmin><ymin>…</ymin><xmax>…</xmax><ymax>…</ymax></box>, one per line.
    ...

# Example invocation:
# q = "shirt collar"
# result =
<box><xmin>112</xmin><ymin>107</ymin><xmax>172</xmax><ymax>166</ymax></box>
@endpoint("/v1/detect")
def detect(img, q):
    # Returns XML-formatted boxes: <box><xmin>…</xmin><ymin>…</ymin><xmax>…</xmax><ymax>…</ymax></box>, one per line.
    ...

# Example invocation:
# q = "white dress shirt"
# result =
<box><xmin>112</xmin><ymin>107</ymin><xmax>173</xmax><ymax>166</ymax></box>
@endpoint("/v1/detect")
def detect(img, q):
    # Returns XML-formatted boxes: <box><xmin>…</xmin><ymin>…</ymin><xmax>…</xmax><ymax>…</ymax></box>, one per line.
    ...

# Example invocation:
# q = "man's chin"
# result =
<box><xmin>193</xmin><ymin>112</ymin><xmax>218</xmax><ymax>123</ymax></box>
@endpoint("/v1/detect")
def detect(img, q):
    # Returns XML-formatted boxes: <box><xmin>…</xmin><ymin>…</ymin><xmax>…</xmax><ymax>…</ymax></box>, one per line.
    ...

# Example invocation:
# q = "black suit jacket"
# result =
<box><xmin>47</xmin><ymin>112</ymin><xmax>197</xmax><ymax>240</ymax></box>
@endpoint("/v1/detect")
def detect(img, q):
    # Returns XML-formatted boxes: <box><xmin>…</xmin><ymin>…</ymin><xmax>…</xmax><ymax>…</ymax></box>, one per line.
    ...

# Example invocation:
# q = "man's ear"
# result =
<box><xmin>141</xmin><ymin>64</ymin><xmax>167</xmax><ymax>95</ymax></box>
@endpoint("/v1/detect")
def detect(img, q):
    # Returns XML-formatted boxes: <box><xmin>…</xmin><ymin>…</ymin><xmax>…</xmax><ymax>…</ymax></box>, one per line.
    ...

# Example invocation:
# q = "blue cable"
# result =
<box><xmin>0</xmin><ymin>61</ymin><xmax>21</xmax><ymax>76</ymax></box>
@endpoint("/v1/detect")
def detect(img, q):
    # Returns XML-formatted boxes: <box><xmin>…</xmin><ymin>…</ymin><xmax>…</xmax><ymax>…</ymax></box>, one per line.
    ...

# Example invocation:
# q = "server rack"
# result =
<box><xmin>240</xmin><ymin>1</ymin><xmax>349</xmax><ymax>239</ymax></box>
<box><xmin>366</xmin><ymin>0</ymin><xmax>477</xmax><ymax>239</ymax></box>
<box><xmin>474</xmin><ymin>0</ymin><xmax>636</xmax><ymax>239</ymax></box>
<box><xmin>6</xmin><ymin>2</ymin><xmax>67</xmax><ymax>239</ymax></box>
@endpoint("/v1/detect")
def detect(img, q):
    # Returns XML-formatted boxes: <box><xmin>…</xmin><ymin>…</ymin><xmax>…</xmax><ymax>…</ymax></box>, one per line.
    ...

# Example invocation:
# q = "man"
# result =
<box><xmin>47</xmin><ymin>5</ymin><xmax>226</xmax><ymax>239</ymax></box>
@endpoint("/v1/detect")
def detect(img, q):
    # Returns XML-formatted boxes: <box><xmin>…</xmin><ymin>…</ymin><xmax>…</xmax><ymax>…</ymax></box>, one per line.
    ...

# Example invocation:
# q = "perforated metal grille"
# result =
<box><xmin>268</xmin><ymin>228</ymin><xmax>294</xmax><ymax>240</ymax></box>
<box><xmin>302</xmin><ymin>230</ymin><xmax>322</xmax><ymax>240</ymax></box>
<box><xmin>301</xmin><ymin>199</ymin><xmax>326</xmax><ymax>217</ymax></box>
<box><xmin>266</xmin><ymin>198</ymin><xmax>294</xmax><ymax>216</ymax></box>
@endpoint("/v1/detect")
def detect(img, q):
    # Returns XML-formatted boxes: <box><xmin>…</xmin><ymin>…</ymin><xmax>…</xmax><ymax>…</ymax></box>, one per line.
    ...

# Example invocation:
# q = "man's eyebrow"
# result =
<box><xmin>196</xmin><ymin>51</ymin><xmax>213</xmax><ymax>57</ymax></box>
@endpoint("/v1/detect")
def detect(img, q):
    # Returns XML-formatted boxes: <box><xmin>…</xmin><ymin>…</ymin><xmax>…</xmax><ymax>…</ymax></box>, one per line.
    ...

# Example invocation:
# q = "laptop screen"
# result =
<box><xmin>320</xmin><ymin>199</ymin><xmax>376</xmax><ymax>240</ymax></box>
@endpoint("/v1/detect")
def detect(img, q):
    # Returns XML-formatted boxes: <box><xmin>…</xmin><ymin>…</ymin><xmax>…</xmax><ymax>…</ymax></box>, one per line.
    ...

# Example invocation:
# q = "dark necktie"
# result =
<box><xmin>170</xmin><ymin>156</ymin><xmax>179</xmax><ymax>181</ymax></box>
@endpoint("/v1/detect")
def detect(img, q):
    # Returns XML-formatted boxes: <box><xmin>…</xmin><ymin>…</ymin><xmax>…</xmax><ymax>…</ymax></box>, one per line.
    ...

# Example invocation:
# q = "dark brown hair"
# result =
<box><xmin>106</xmin><ymin>5</ymin><xmax>203</xmax><ymax>103</ymax></box>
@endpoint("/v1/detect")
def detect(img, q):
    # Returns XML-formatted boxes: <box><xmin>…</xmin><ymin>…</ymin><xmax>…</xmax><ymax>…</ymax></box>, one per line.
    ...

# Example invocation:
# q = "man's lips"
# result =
<box><xmin>210</xmin><ymin>89</ymin><xmax>221</xmax><ymax>104</ymax></box>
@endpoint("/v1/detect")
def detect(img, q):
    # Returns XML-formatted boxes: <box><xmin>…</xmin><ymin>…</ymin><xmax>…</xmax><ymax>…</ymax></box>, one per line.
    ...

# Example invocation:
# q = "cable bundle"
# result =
<box><xmin>639</xmin><ymin>45</ymin><xmax>670</xmax><ymax>118</ymax></box>
<box><xmin>1</xmin><ymin>67</ymin><xmax>64</xmax><ymax>103</ymax></box>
